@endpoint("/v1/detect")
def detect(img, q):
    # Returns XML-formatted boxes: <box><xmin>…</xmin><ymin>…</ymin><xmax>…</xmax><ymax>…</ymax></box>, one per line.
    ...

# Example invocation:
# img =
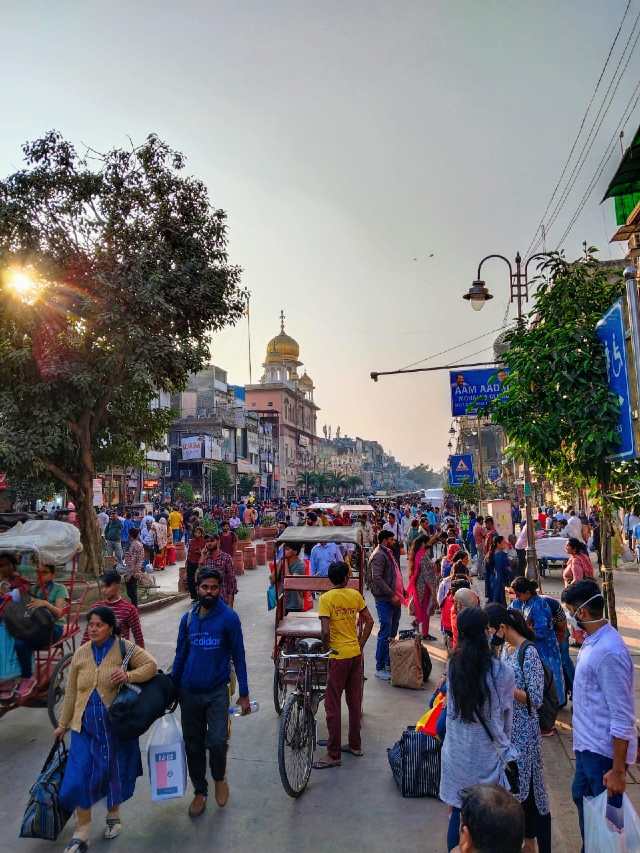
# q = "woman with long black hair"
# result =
<box><xmin>485</xmin><ymin>604</ymin><xmax>552</xmax><ymax>853</ymax></box>
<box><xmin>439</xmin><ymin>607</ymin><xmax>517</xmax><ymax>852</ymax></box>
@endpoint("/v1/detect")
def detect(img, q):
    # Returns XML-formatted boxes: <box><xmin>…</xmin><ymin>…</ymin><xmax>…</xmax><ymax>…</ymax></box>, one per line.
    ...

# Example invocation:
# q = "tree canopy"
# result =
<box><xmin>0</xmin><ymin>131</ymin><xmax>246</xmax><ymax>568</ymax></box>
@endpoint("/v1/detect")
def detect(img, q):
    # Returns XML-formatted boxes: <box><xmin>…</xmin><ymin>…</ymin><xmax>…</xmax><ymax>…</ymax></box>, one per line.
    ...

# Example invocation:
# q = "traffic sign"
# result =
<box><xmin>596</xmin><ymin>299</ymin><xmax>636</xmax><ymax>461</ymax></box>
<box><xmin>449</xmin><ymin>453</ymin><xmax>475</xmax><ymax>486</ymax></box>
<box><xmin>488</xmin><ymin>465</ymin><xmax>501</xmax><ymax>482</ymax></box>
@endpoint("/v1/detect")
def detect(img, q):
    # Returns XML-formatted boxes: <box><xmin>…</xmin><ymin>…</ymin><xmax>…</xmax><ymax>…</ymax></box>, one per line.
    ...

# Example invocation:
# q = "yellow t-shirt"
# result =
<box><xmin>318</xmin><ymin>587</ymin><xmax>366</xmax><ymax>660</ymax></box>
<box><xmin>168</xmin><ymin>511</ymin><xmax>182</xmax><ymax>530</ymax></box>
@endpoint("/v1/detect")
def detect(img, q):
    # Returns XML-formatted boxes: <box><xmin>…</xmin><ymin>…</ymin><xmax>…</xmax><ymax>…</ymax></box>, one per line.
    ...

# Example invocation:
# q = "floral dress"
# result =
<box><xmin>505</xmin><ymin>643</ymin><xmax>550</xmax><ymax>814</ymax></box>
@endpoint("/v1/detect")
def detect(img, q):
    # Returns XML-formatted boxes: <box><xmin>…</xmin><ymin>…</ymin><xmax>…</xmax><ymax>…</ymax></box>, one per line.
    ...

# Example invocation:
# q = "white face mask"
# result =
<box><xmin>564</xmin><ymin>593</ymin><xmax>604</xmax><ymax>631</ymax></box>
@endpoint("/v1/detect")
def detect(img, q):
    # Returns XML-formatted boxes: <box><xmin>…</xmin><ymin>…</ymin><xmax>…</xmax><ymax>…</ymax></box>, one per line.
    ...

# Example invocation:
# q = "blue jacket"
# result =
<box><xmin>171</xmin><ymin>601</ymin><xmax>249</xmax><ymax>696</ymax></box>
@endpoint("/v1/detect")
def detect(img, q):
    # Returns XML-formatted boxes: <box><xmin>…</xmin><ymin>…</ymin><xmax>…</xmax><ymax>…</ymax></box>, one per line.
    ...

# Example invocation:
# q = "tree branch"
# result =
<box><xmin>38</xmin><ymin>460</ymin><xmax>79</xmax><ymax>494</ymax></box>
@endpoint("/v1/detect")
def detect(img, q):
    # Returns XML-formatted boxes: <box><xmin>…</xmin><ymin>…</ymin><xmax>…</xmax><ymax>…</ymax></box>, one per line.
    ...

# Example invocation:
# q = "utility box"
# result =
<box><xmin>485</xmin><ymin>499</ymin><xmax>513</xmax><ymax>539</ymax></box>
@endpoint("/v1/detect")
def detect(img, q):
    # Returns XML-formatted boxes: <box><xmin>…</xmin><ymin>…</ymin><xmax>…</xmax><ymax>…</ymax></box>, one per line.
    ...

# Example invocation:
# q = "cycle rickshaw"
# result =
<box><xmin>0</xmin><ymin>520</ymin><xmax>88</xmax><ymax>726</ymax></box>
<box><xmin>272</xmin><ymin>525</ymin><xmax>365</xmax><ymax>797</ymax></box>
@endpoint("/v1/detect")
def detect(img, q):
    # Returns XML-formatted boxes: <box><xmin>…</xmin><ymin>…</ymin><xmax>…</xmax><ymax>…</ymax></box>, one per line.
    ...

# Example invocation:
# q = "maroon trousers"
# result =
<box><xmin>325</xmin><ymin>654</ymin><xmax>363</xmax><ymax>761</ymax></box>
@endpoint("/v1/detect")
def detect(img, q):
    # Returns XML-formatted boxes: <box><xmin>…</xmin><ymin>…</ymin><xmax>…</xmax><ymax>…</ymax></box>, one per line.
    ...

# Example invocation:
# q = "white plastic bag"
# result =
<box><xmin>146</xmin><ymin>714</ymin><xmax>187</xmax><ymax>801</ymax></box>
<box><xmin>584</xmin><ymin>790</ymin><xmax>640</xmax><ymax>852</ymax></box>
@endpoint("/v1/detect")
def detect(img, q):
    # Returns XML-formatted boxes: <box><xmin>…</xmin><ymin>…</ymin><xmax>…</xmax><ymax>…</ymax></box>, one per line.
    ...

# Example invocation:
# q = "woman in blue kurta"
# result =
<box><xmin>54</xmin><ymin>606</ymin><xmax>157</xmax><ymax>853</ymax></box>
<box><xmin>509</xmin><ymin>576</ymin><xmax>565</xmax><ymax>712</ymax></box>
<box><xmin>486</xmin><ymin>537</ymin><xmax>513</xmax><ymax>606</ymax></box>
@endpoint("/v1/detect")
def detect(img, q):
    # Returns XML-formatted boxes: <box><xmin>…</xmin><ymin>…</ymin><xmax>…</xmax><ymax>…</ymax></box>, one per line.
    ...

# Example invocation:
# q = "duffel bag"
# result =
<box><xmin>4</xmin><ymin>598</ymin><xmax>55</xmax><ymax>649</ymax></box>
<box><xmin>19</xmin><ymin>741</ymin><xmax>71</xmax><ymax>840</ymax></box>
<box><xmin>387</xmin><ymin>726</ymin><xmax>441</xmax><ymax>797</ymax></box>
<box><xmin>109</xmin><ymin>640</ymin><xmax>177</xmax><ymax>740</ymax></box>
<box><xmin>390</xmin><ymin>635</ymin><xmax>423</xmax><ymax>689</ymax></box>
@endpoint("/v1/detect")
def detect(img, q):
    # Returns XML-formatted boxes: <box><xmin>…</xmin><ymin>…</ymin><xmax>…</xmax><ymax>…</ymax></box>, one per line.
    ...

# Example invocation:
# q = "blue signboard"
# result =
<box><xmin>449</xmin><ymin>453</ymin><xmax>475</xmax><ymax>486</ymax></box>
<box><xmin>596</xmin><ymin>300</ymin><xmax>635</xmax><ymax>461</ymax></box>
<box><xmin>488</xmin><ymin>465</ymin><xmax>501</xmax><ymax>482</ymax></box>
<box><xmin>449</xmin><ymin>368</ymin><xmax>509</xmax><ymax>417</ymax></box>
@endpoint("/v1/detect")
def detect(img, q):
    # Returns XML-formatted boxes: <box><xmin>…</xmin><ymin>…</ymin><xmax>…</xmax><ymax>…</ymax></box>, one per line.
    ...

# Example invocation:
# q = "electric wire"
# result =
<box><xmin>524</xmin><ymin>0</ymin><xmax>633</xmax><ymax>259</ymax></box>
<box><xmin>396</xmin><ymin>323</ymin><xmax>515</xmax><ymax>372</ymax></box>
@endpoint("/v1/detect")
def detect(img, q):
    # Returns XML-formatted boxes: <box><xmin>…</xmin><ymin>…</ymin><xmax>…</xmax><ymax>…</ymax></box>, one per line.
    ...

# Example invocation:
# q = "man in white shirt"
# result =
<box><xmin>97</xmin><ymin>507</ymin><xmax>109</xmax><ymax>534</ymax></box>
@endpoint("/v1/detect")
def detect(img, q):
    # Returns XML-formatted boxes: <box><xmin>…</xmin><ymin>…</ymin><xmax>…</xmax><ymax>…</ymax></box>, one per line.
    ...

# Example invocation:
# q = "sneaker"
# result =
<box><xmin>375</xmin><ymin>670</ymin><xmax>391</xmax><ymax>681</ymax></box>
<box><xmin>188</xmin><ymin>794</ymin><xmax>207</xmax><ymax>818</ymax></box>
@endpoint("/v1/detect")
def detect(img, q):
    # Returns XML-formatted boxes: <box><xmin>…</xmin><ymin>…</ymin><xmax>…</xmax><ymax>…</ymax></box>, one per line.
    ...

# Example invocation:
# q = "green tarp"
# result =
<box><xmin>603</xmin><ymin>124</ymin><xmax>640</xmax><ymax>224</ymax></box>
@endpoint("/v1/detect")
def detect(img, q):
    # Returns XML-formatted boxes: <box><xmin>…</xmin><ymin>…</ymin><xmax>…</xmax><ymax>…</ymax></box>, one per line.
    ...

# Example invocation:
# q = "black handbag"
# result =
<box><xmin>19</xmin><ymin>741</ymin><xmax>71</xmax><ymax>840</ymax></box>
<box><xmin>4</xmin><ymin>598</ymin><xmax>55</xmax><ymax>649</ymax></box>
<box><xmin>108</xmin><ymin>640</ymin><xmax>177</xmax><ymax>740</ymax></box>
<box><xmin>475</xmin><ymin>708</ymin><xmax>519</xmax><ymax>795</ymax></box>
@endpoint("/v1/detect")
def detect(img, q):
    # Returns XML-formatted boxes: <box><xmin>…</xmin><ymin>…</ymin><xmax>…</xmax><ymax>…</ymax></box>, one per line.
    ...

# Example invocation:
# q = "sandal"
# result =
<box><xmin>104</xmin><ymin>818</ymin><xmax>122</xmax><ymax>840</ymax></box>
<box><xmin>312</xmin><ymin>759</ymin><xmax>341</xmax><ymax>769</ymax></box>
<box><xmin>64</xmin><ymin>840</ymin><xmax>89</xmax><ymax>853</ymax></box>
<box><xmin>341</xmin><ymin>745</ymin><xmax>364</xmax><ymax>756</ymax></box>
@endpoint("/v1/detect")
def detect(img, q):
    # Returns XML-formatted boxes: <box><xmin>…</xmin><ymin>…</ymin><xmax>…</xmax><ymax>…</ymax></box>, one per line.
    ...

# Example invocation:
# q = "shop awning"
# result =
<box><xmin>602</xmin><ymin>124</ymin><xmax>640</xmax><ymax>225</ymax></box>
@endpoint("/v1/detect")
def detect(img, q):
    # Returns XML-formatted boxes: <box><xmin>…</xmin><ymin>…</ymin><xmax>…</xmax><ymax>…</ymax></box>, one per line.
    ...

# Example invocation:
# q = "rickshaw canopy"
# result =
<box><xmin>307</xmin><ymin>502</ymin><xmax>340</xmax><ymax>512</ymax></box>
<box><xmin>339</xmin><ymin>504</ymin><xmax>374</xmax><ymax>514</ymax></box>
<box><xmin>0</xmin><ymin>520</ymin><xmax>82</xmax><ymax>565</ymax></box>
<box><xmin>276</xmin><ymin>525</ymin><xmax>363</xmax><ymax>546</ymax></box>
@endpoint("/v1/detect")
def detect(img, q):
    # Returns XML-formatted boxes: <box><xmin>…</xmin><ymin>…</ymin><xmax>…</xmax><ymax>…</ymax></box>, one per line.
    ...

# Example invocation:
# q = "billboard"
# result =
<box><xmin>449</xmin><ymin>368</ymin><xmax>508</xmax><ymax>417</ymax></box>
<box><xmin>181</xmin><ymin>436</ymin><xmax>202</xmax><ymax>461</ymax></box>
<box><xmin>449</xmin><ymin>453</ymin><xmax>475</xmax><ymax>486</ymax></box>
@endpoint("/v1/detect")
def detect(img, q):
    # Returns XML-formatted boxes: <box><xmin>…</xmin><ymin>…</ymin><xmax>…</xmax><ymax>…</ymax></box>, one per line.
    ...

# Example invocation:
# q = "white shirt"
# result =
<box><xmin>97</xmin><ymin>511</ymin><xmax>109</xmax><ymax>532</ymax></box>
<box><xmin>565</xmin><ymin>516</ymin><xmax>584</xmax><ymax>541</ymax></box>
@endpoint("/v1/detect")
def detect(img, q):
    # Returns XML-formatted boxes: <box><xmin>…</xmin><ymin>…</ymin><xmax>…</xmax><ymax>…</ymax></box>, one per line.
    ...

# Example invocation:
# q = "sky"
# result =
<box><xmin>1</xmin><ymin>0</ymin><xmax>635</xmax><ymax>469</ymax></box>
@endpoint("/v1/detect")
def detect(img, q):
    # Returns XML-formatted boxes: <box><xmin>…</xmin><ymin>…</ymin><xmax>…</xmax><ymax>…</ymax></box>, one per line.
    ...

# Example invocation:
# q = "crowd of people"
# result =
<box><xmin>4</xmin><ymin>492</ymin><xmax>637</xmax><ymax>852</ymax></box>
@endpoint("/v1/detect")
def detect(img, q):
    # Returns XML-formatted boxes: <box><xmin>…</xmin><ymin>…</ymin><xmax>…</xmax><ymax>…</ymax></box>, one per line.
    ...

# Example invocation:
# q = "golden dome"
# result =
<box><xmin>299</xmin><ymin>371</ymin><xmax>314</xmax><ymax>388</ymax></box>
<box><xmin>264</xmin><ymin>311</ymin><xmax>300</xmax><ymax>364</ymax></box>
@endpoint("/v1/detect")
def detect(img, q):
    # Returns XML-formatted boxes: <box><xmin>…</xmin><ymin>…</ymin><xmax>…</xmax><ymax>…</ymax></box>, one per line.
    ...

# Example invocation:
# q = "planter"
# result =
<box><xmin>266</xmin><ymin>540</ymin><xmax>276</xmax><ymax>560</ymax></box>
<box><xmin>243</xmin><ymin>546</ymin><xmax>256</xmax><ymax>569</ymax></box>
<box><xmin>174</xmin><ymin>542</ymin><xmax>186</xmax><ymax>561</ymax></box>
<box><xmin>233</xmin><ymin>549</ymin><xmax>245</xmax><ymax>576</ymax></box>
<box><xmin>166</xmin><ymin>545</ymin><xmax>177</xmax><ymax>566</ymax></box>
<box><xmin>178</xmin><ymin>564</ymin><xmax>189</xmax><ymax>593</ymax></box>
<box><xmin>255</xmin><ymin>543</ymin><xmax>267</xmax><ymax>566</ymax></box>
<box><xmin>261</xmin><ymin>527</ymin><xmax>278</xmax><ymax>539</ymax></box>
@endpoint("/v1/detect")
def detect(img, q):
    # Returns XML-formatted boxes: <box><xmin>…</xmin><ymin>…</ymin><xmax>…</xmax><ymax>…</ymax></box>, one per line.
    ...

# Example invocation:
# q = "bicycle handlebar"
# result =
<box><xmin>280</xmin><ymin>648</ymin><xmax>336</xmax><ymax>660</ymax></box>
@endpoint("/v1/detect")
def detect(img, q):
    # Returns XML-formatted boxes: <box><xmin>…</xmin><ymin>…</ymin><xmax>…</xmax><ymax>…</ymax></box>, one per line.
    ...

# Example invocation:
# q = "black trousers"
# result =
<box><xmin>186</xmin><ymin>561</ymin><xmax>199</xmax><ymax>600</ymax></box>
<box><xmin>125</xmin><ymin>576</ymin><xmax>138</xmax><ymax>608</ymax></box>
<box><xmin>516</xmin><ymin>548</ymin><xmax>526</xmax><ymax>577</ymax></box>
<box><xmin>180</xmin><ymin>685</ymin><xmax>230</xmax><ymax>795</ymax></box>
<box><xmin>523</xmin><ymin>779</ymin><xmax>551</xmax><ymax>853</ymax></box>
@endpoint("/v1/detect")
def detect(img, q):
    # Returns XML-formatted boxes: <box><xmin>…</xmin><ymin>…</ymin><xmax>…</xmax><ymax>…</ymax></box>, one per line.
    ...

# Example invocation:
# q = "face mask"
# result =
<box><xmin>490</xmin><ymin>633</ymin><xmax>505</xmax><ymax>648</ymax></box>
<box><xmin>198</xmin><ymin>593</ymin><xmax>219</xmax><ymax>609</ymax></box>
<box><xmin>564</xmin><ymin>593</ymin><xmax>603</xmax><ymax>630</ymax></box>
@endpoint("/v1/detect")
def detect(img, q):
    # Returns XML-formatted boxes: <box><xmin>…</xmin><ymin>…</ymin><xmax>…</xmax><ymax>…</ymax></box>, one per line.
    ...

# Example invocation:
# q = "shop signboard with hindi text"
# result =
<box><xmin>181</xmin><ymin>436</ymin><xmax>203</xmax><ymax>461</ymax></box>
<box><xmin>449</xmin><ymin>368</ymin><xmax>508</xmax><ymax>417</ymax></box>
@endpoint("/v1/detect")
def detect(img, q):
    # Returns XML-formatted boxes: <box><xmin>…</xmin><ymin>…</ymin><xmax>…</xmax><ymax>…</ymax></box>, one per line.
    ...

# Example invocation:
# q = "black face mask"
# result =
<box><xmin>198</xmin><ymin>594</ymin><xmax>219</xmax><ymax>609</ymax></box>
<box><xmin>491</xmin><ymin>634</ymin><xmax>505</xmax><ymax>648</ymax></box>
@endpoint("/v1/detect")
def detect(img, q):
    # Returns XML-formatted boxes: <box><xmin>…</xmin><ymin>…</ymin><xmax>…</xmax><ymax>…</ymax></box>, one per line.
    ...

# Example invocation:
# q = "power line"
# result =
<box><xmin>524</xmin><ymin>0</ymin><xmax>633</xmax><ymax>258</ymax></box>
<box><xmin>542</xmin><ymin>14</ymin><xmax>640</xmax><ymax>243</ymax></box>
<box><xmin>556</xmin><ymin>79</ymin><xmax>640</xmax><ymax>248</ymax></box>
<box><xmin>396</xmin><ymin>322</ymin><xmax>514</xmax><ymax>372</ymax></box>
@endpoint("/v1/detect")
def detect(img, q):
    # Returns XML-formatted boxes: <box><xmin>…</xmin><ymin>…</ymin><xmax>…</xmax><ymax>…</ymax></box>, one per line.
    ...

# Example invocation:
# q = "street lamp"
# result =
<box><xmin>447</xmin><ymin>440</ymin><xmax>453</xmax><ymax>452</ymax></box>
<box><xmin>462</xmin><ymin>250</ymin><xmax>548</xmax><ymax>581</ymax></box>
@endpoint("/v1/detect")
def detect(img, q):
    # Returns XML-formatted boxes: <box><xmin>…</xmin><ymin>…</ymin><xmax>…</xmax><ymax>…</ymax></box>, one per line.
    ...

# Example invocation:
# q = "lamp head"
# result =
<box><xmin>463</xmin><ymin>280</ymin><xmax>493</xmax><ymax>311</ymax></box>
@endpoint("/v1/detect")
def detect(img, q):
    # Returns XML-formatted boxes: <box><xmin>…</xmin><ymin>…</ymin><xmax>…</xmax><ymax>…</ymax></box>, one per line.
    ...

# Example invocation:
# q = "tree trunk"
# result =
<box><xmin>600</xmin><ymin>468</ymin><xmax>618</xmax><ymax>629</ymax></box>
<box><xmin>77</xmin><ymin>473</ymin><xmax>103</xmax><ymax>576</ymax></box>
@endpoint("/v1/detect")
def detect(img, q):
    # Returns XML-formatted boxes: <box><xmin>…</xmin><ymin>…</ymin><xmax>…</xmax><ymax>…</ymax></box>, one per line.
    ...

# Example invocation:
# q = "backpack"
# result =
<box><xmin>517</xmin><ymin>641</ymin><xmax>559</xmax><ymax>732</ymax></box>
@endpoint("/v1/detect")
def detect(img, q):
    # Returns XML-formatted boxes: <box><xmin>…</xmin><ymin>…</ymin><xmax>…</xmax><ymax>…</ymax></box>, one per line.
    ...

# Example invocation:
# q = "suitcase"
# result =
<box><xmin>389</xmin><ymin>635</ymin><xmax>423</xmax><ymax>689</ymax></box>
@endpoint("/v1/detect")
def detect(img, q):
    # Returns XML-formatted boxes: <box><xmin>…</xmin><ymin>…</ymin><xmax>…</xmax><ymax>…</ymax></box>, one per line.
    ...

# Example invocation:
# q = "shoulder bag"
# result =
<box><xmin>517</xmin><ymin>641</ymin><xmax>559</xmax><ymax>732</ymax></box>
<box><xmin>475</xmin><ymin>707</ymin><xmax>519</xmax><ymax>794</ymax></box>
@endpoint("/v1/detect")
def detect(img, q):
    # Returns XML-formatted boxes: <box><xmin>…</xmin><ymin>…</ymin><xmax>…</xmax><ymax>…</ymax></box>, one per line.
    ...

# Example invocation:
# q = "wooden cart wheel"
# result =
<box><xmin>47</xmin><ymin>652</ymin><xmax>73</xmax><ymax>728</ymax></box>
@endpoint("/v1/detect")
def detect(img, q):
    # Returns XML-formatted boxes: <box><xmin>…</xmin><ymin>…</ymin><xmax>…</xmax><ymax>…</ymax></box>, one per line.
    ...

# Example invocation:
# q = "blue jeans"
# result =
<box><xmin>447</xmin><ymin>807</ymin><xmax>461</xmax><ymax>851</ymax></box>
<box><xmin>572</xmin><ymin>750</ymin><xmax>622</xmax><ymax>852</ymax></box>
<box><xmin>374</xmin><ymin>599</ymin><xmax>401</xmax><ymax>670</ymax></box>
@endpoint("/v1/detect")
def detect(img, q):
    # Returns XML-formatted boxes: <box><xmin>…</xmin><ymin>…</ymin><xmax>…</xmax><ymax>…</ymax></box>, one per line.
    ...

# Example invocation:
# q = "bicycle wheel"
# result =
<box><xmin>278</xmin><ymin>694</ymin><xmax>315</xmax><ymax>797</ymax></box>
<box><xmin>47</xmin><ymin>652</ymin><xmax>73</xmax><ymax>727</ymax></box>
<box><xmin>273</xmin><ymin>661</ymin><xmax>288</xmax><ymax>715</ymax></box>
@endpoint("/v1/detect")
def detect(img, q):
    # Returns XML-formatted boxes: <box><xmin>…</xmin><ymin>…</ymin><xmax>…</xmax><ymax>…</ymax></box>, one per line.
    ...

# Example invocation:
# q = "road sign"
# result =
<box><xmin>449</xmin><ymin>453</ymin><xmax>475</xmax><ymax>486</ymax></box>
<box><xmin>449</xmin><ymin>368</ymin><xmax>509</xmax><ymax>417</ymax></box>
<box><xmin>488</xmin><ymin>465</ymin><xmax>501</xmax><ymax>482</ymax></box>
<box><xmin>596</xmin><ymin>299</ymin><xmax>636</xmax><ymax>461</ymax></box>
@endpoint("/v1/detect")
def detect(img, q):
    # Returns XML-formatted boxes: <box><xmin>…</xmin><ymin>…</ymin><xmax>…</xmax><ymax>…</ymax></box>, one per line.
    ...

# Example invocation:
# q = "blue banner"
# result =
<box><xmin>596</xmin><ymin>300</ymin><xmax>635</xmax><ymax>461</ymax></box>
<box><xmin>449</xmin><ymin>368</ymin><xmax>508</xmax><ymax>417</ymax></box>
<box><xmin>449</xmin><ymin>453</ymin><xmax>475</xmax><ymax>486</ymax></box>
<box><xmin>488</xmin><ymin>465</ymin><xmax>501</xmax><ymax>482</ymax></box>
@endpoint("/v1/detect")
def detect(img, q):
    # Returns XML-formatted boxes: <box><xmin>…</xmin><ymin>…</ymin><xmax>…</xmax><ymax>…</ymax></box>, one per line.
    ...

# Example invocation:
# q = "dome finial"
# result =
<box><xmin>279</xmin><ymin>309</ymin><xmax>285</xmax><ymax>333</ymax></box>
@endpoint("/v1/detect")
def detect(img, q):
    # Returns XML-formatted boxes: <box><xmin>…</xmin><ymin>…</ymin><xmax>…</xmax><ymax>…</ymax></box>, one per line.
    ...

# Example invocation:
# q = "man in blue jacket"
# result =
<box><xmin>172</xmin><ymin>569</ymin><xmax>251</xmax><ymax>818</ymax></box>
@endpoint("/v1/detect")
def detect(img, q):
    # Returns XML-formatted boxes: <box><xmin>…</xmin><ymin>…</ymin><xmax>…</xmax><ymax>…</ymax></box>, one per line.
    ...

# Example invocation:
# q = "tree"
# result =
<box><xmin>325</xmin><ymin>473</ymin><xmax>347</xmax><ymax>496</ymax></box>
<box><xmin>210</xmin><ymin>463</ymin><xmax>233</xmax><ymax>500</ymax></box>
<box><xmin>344</xmin><ymin>475</ymin><xmax>363</xmax><ymax>495</ymax></box>
<box><xmin>408</xmin><ymin>463</ymin><xmax>442</xmax><ymax>490</ymax></box>
<box><xmin>486</xmin><ymin>251</ymin><xmax>624</xmax><ymax>621</ymax></box>
<box><xmin>238</xmin><ymin>474</ymin><xmax>255</xmax><ymax>497</ymax></box>
<box><xmin>447</xmin><ymin>481</ymin><xmax>480</xmax><ymax>506</ymax></box>
<box><xmin>0</xmin><ymin>132</ymin><xmax>246</xmax><ymax>571</ymax></box>
<box><xmin>174</xmin><ymin>482</ymin><xmax>194</xmax><ymax>504</ymax></box>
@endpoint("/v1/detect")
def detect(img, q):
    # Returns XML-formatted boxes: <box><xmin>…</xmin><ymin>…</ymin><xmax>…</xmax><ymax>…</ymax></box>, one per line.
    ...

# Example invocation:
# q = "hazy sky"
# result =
<box><xmin>1</xmin><ymin>1</ymin><xmax>634</xmax><ymax>468</ymax></box>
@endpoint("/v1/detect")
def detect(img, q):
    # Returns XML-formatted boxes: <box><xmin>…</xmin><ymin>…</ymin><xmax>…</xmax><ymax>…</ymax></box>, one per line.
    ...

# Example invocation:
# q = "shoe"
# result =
<box><xmin>424</xmin><ymin>634</ymin><xmax>437</xmax><ymax>641</ymax></box>
<box><xmin>375</xmin><ymin>670</ymin><xmax>391</xmax><ymax>681</ymax></box>
<box><xmin>541</xmin><ymin>727</ymin><xmax>556</xmax><ymax>737</ymax></box>
<box><xmin>64</xmin><ymin>840</ymin><xmax>89</xmax><ymax>853</ymax></box>
<box><xmin>17</xmin><ymin>677</ymin><xmax>37</xmax><ymax>698</ymax></box>
<box><xmin>104</xmin><ymin>818</ymin><xmax>122</xmax><ymax>840</ymax></box>
<box><xmin>215</xmin><ymin>779</ymin><xmax>229</xmax><ymax>807</ymax></box>
<box><xmin>188</xmin><ymin>794</ymin><xmax>207</xmax><ymax>817</ymax></box>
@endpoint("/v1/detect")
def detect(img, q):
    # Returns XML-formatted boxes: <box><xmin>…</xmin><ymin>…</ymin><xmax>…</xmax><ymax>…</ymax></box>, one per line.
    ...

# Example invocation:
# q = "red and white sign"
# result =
<box><xmin>0</xmin><ymin>472</ymin><xmax>8</xmax><ymax>490</ymax></box>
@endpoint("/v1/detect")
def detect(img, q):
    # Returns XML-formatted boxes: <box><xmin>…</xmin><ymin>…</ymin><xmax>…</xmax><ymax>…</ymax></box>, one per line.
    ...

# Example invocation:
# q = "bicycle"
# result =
<box><xmin>277</xmin><ymin>642</ymin><xmax>334</xmax><ymax>798</ymax></box>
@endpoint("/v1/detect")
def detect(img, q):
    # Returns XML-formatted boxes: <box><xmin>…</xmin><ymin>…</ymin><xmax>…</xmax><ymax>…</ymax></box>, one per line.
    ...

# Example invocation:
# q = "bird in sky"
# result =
<box><xmin>412</xmin><ymin>253</ymin><xmax>435</xmax><ymax>261</ymax></box>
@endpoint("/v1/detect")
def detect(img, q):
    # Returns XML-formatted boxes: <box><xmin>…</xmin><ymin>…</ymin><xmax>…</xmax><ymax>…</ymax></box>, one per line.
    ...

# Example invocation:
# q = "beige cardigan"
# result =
<box><xmin>59</xmin><ymin>638</ymin><xmax>158</xmax><ymax>732</ymax></box>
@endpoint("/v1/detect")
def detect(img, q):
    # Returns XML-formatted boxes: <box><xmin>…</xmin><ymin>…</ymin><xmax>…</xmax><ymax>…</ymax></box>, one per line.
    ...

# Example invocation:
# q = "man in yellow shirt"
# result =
<box><xmin>168</xmin><ymin>507</ymin><xmax>183</xmax><ymax>544</ymax></box>
<box><xmin>314</xmin><ymin>561</ymin><xmax>374</xmax><ymax>769</ymax></box>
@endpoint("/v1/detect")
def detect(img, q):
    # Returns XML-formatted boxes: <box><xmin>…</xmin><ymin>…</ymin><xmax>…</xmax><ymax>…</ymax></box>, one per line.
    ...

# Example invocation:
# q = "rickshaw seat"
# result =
<box><xmin>276</xmin><ymin>613</ymin><xmax>323</xmax><ymax>639</ymax></box>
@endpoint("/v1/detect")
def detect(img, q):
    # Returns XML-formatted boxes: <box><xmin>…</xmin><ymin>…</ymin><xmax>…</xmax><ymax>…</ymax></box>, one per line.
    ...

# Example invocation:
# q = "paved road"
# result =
<box><xmin>0</xmin><ymin>562</ymin><xmax>449</xmax><ymax>853</ymax></box>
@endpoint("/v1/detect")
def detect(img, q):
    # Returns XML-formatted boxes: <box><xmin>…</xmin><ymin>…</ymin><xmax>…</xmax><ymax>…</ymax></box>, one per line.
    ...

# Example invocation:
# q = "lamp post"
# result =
<box><xmin>463</xmin><ymin>251</ymin><xmax>547</xmax><ymax>581</ymax></box>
